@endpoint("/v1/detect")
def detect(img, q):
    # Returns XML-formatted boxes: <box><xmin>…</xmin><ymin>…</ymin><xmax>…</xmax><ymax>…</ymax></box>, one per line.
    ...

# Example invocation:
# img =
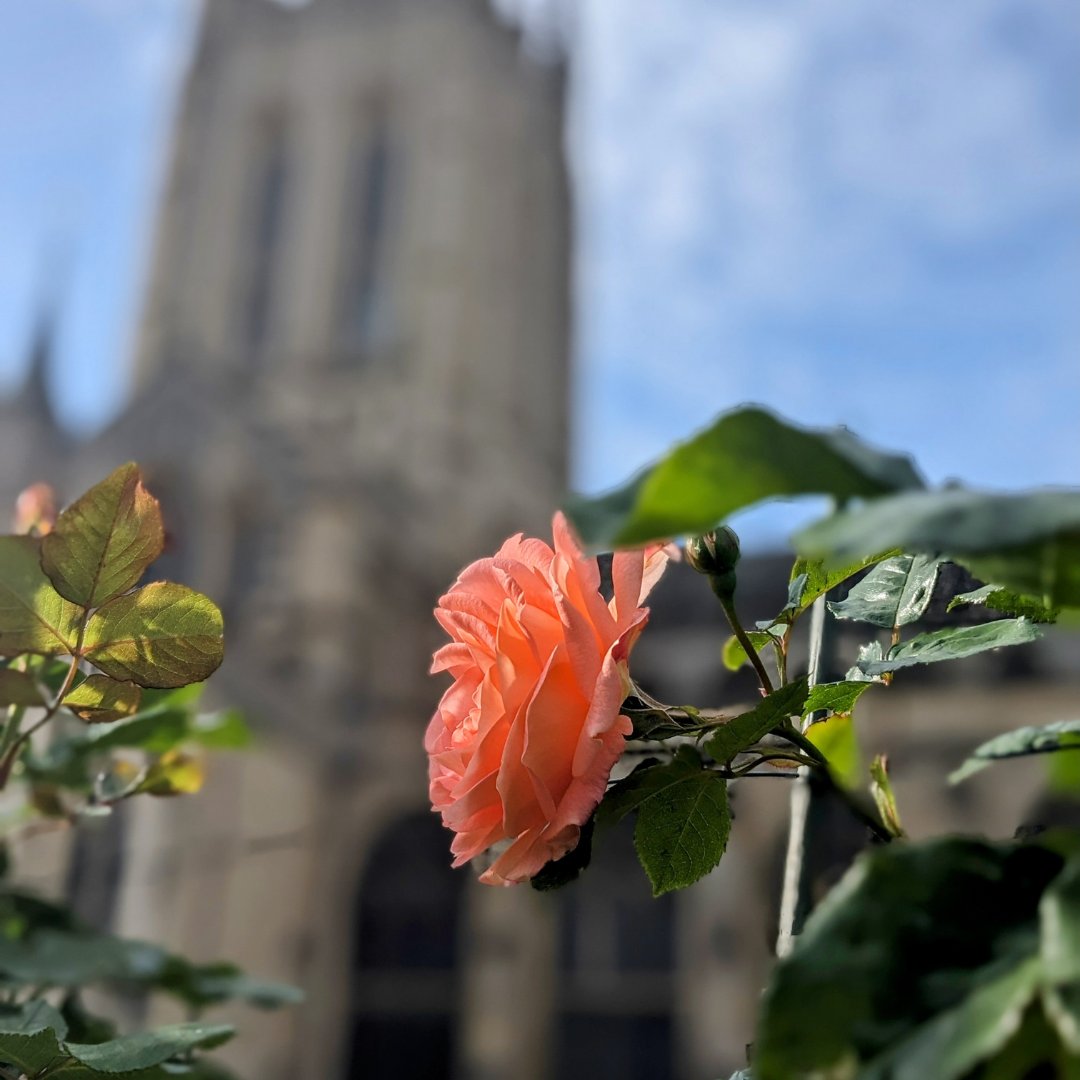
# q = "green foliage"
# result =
<box><xmin>827</xmin><ymin>553</ymin><xmax>941</xmax><ymax>628</ymax></box>
<box><xmin>948</xmin><ymin>584</ymin><xmax>1059</xmax><ymax>623</ymax></box>
<box><xmin>950</xmin><ymin>720</ymin><xmax>1080</xmax><ymax>784</ymax></box>
<box><xmin>754</xmin><ymin>837</ymin><xmax>1080</xmax><ymax>1079</ymax></box>
<box><xmin>704</xmin><ymin>677</ymin><xmax>810</xmax><ymax>764</ymax></box>
<box><xmin>82</xmin><ymin>582</ymin><xmax>224</xmax><ymax>690</ymax></box>
<box><xmin>721</xmin><ymin>628</ymin><xmax>780</xmax><ymax>672</ymax></box>
<box><xmin>869</xmin><ymin>755</ymin><xmax>904</xmax><ymax>838</ymax></box>
<box><xmin>805</xmin><ymin>713</ymin><xmax>861</xmax><ymax>789</ymax></box>
<box><xmin>796</xmin><ymin>487</ymin><xmax>1080</xmax><ymax>608</ymax></box>
<box><xmin>857</xmin><ymin>618</ymin><xmax>1042</xmax><ymax>676</ymax></box>
<box><xmin>63</xmin><ymin>675</ymin><xmax>142</xmax><ymax>724</ymax></box>
<box><xmin>40</xmin><ymin>464</ymin><xmax>164</xmax><ymax>609</ymax></box>
<box><xmin>786</xmin><ymin>550</ymin><xmax>900</xmax><ymax>623</ymax></box>
<box><xmin>0</xmin><ymin>465</ymin><xmax>292</xmax><ymax>1079</ymax></box>
<box><xmin>599</xmin><ymin>748</ymin><xmax>731</xmax><ymax>896</ymax></box>
<box><xmin>0</xmin><ymin>537</ymin><xmax>82</xmax><ymax>656</ymax></box>
<box><xmin>565</xmin><ymin>406</ymin><xmax>923</xmax><ymax>549</ymax></box>
<box><xmin>803</xmin><ymin>680</ymin><xmax>873</xmax><ymax>717</ymax></box>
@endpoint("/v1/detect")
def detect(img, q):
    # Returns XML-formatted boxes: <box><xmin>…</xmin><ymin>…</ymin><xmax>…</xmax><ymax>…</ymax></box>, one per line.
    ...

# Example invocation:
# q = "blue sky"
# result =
<box><xmin>2</xmin><ymin>0</ymin><xmax>1078</xmax><ymax>542</ymax></box>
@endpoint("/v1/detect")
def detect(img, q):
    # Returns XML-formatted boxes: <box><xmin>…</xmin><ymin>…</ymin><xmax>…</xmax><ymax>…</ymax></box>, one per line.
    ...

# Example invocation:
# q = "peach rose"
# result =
<box><xmin>426</xmin><ymin>512</ymin><xmax>674</xmax><ymax>885</ymax></box>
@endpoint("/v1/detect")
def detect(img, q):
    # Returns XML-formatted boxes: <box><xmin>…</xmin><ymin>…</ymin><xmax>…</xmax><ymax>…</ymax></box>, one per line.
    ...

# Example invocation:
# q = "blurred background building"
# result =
<box><xmin>1</xmin><ymin>1</ymin><xmax>1078</xmax><ymax>1079</ymax></box>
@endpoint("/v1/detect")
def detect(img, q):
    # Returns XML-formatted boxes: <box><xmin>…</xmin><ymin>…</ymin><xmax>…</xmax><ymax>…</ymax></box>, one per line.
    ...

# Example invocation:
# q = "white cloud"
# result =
<box><xmin>569</xmin><ymin>0</ymin><xmax>1080</xmax><ymax>511</ymax></box>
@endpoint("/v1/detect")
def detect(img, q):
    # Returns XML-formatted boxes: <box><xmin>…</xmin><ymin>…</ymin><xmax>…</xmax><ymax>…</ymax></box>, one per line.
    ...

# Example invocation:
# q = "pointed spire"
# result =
<box><xmin>15</xmin><ymin>243</ymin><xmax>69</xmax><ymax>427</ymax></box>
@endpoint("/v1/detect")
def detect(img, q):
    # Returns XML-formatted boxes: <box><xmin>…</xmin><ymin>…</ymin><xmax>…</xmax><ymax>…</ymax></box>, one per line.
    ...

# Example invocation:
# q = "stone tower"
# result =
<box><xmin>8</xmin><ymin>2</ymin><xmax>571</xmax><ymax>1078</ymax></box>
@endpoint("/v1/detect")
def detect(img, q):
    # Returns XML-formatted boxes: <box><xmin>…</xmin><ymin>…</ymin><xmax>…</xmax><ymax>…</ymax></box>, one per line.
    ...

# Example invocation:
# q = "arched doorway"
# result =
<box><xmin>345</xmin><ymin>812</ymin><xmax>465</xmax><ymax>1079</ymax></box>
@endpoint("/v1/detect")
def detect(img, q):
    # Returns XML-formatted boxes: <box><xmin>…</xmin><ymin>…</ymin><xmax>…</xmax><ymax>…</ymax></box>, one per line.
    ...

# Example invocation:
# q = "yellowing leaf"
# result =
<box><xmin>138</xmin><ymin>751</ymin><xmax>205</xmax><ymax>797</ymax></box>
<box><xmin>82</xmin><ymin>582</ymin><xmax>224</xmax><ymax>689</ymax></box>
<box><xmin>0</xmin><ymin>536</ymin><xmax>82</xmax><ymax>657</ymax></box>
<box><xmin>41</xmin><ymin>462</ymin><xmax>164</xmax><ymax>608</ymax></box>
<box><xmin>63</xmin><ymin>675</ymin><xmax>142</xmax><ymax>723</ymax></box>
<box><xmin>806</xmin><ymin>712</ymin><xmax>862</xmax><ymax>790</ymax></box>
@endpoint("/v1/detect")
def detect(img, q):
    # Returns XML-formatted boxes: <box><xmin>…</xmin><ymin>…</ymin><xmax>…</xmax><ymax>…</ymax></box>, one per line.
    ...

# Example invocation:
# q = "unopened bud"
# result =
<box><xmin>12</xmin><ymin>483</ymin><xmax>57</xmax><ymax>536</ymax></box>
<box><xmin>685</xmin><ymin>527</ymin><xmax>740</xmax><ymax>577</ymax></box>
<box><xmin>685</xmin><ymin>527</ymin><xmax>741</xmax><ymax>601</ymax></box>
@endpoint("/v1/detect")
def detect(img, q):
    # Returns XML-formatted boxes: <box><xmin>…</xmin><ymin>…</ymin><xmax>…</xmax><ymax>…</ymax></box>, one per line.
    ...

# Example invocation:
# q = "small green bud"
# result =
<box><xmin>684</xmin><ymin>527</ymin><xmax>741</xmax><ymax>577</ymax></box>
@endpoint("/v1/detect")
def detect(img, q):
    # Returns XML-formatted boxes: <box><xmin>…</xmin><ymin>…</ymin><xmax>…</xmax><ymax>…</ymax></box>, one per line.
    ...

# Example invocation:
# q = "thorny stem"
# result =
<box><xmin>717</xmin><ymin>594</ymin><xmax>774</xmax><ymax>695</ymax></box>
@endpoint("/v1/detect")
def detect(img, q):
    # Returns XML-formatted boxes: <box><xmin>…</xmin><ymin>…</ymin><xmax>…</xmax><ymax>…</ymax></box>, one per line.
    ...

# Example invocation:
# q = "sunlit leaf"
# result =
<box><xmin>796</xmin><ymin>488</ymin><xmax>1080</xmax><ymax>608</ymax></box>
<box><xmin>805</xmin><ymin>713</ymin><xmax>861</xmax><ymax>789</ymax></box>
<box><xmin>82</xmin><ymin>583</ymin><xmax>224</xmax><ymax>689</ymax></box>
<box><xmin>63</xmin><ymin>676</ymin><xmax>142</xmax><ymax>724</ymax></box>
<box><xmin>947</xmin><ymin>584</ymin><xmax>1058</xmax><ymax>623</ymax></box>
<box><xmin>41</xmin><ymin>463</ymin><xmax>164</xmax><ymax>609</ymax></box>
<box><xmin>827</xmin><ymin>554</ymin><xmax>941</xmax><ymax>628</ymax></box>
<box><xmin>722</xmin><ymin>629</ymin><xmax>780</xmax><ymax>672</ymax></box>
<box><xmin>0</xmin><ymin>1001</ymin><xmax>67</xmax><ymax>1075</ymax></box>
<box><xmin>786</xmin><ymin>550</ymin><xmax>900</xmax><ymax>622</ymax></box>
<box><xmin>565</xmin><ymin>407</ymin><xmax>923</xmax><ymax>549</ymax></box>
<box><xmin>859</xmin><ymin>619</ymin><xmax>1042</xmax><ymax>677</ymax></box>
<box><xmin>950</xmin><ymin>721</ymin><xmax>1080</xmax><ymax>784</ymax></box>
<box><xmin>804</xmin><ymin>680</ymin><xmax>873</xmax><ymax>717</ymax></box>
<box><xmin>0</xmin><ymin>536</ymin><xmax>82</xmax><ymax>657</ymax></box>
<box><xmin>869</xmin><ymin>755</ymin><xmax>904</xmax><ymax>838</ymax></box>
<box><xmin>136</xmin><ymin>751</ymin><xmax>205</xmax><ymax>797</ymax></box>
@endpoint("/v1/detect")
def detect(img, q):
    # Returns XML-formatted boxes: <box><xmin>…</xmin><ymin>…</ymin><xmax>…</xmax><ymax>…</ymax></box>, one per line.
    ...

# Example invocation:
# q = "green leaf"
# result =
<box><xmin>188</xmin><ymin>709</ymin><xmax>251</xmax><ymax>750</ymax></box>
<box><xmin>827</xmin><ymin>554</ymin><xmax>941</xmax><ymax>628</ymax></box>
<box><xmin>1040</xmin><ymin>856</ymin><xmax>1080</xmax><ymax>984</ymax></box>
<box><xmin>564</xmin><ymin>407</ymin><xmax>923</xmax><ymax>549</ymax></box>
<box><xmin>63</xmin><ymin>676</ymin><xmax>142</xmax><ymax>724</ymax></box>
<box><xmin>950</xmin><ymin>721</ymin><xmax>1080</xmax><ymax>784</ymax></box>
<box><xmin>947</xmin><ymin>584</ymin><xmax>1059</xmax><ymax>623</ymax></box>
<box><xmin>863</xmin><ymin>956</ymin><xmax>1041</xmax><ymax>1080</ymax></box>
<box><xmin>803</xmin><ymin>680</ymin><xmax>873</xmax><ymax>717</ymax></box>
<box><xmin>135</xmin><ymin>752</ymin><xmax>205</xmax><ymax>797</ymax></box>
<box><xmin>0</xmin><ymin>1000</ymin><xmax>67</xmax><ymax>1075</ymax></box>
<box><xmin>796</xmin><ymin>488</ymin><xmax>1080</xmax><ymax>608</ymax></box>
<box><xmin>869</xmin><ymin>755</ymin><xmax>904</xmax><ymax>838</ymax></box>
<box><xmin>805</xmin><ymin>713</ymin><xmax>861</xmax><ymax>789</ymax></box>
<box><xmin>82</xmin><ymin>583</ymin><xmax>224</xmax><ymax>689</ymax></box>
<box><xmin>859</xmin><ymin>619</ymin><xmax>1042</xmax><ymax>677</ymax></box>
<box><xmin>64</xmin><ymin>1023</ymin><xmax>234</xmax><ymax>1073</ymax></box>
<box><xmin>157</xmin><ymin>960</ymin><xmax>304</xmax><ymax>1011</ymax></box>
<box><xmin>845</xmin><ymin>640</ymin><xmax>885</xmax><ymax>683</ymax></box>
<box><xmin>704</xmin><ymin>678</ymin><xmax>810</xmax><ymax>765</ymax></box>
<box><xmin>635</xmin><ymin>765</ymin><xmax>730</xmax><ymax>897</ymax></box>
<box><xmin>0</xmin><ymin>668</ymin><xmax>45</xmax><ymax>707</ymax></box>
<box><xmin>754</xmin><ymin>837</ymin><xmax>1066</xmax><ymax>1080</ymax></box>
<box><xmin>41</xmin><ymin>463</ymin><xmax>164</xmax><ymax>609</ymax></box>
<box><xmin>722</xmin><ymin>629</ymin><xmax>779</xmax><ymax>672</ymax></box>
<box><xmin>0</xmin><ymin>536</ymin><xmax>82</xmax><ymax>657</ymax></box>
<box><xmin>598</xmin><ymin>748</ymin><xmax>731</xmax><ymax>896</ymax></box>
<box><xmin>786</xmin><ymin>550</ymin><xmax>900</xmax><ymax>621</ymax></box>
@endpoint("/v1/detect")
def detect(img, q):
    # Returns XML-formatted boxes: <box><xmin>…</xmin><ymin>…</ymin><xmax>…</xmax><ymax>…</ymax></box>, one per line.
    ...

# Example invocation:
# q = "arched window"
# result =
<box><xmin>339</xmin><ymin>99</ymin><xmax>396</xmax><ymax>358</ymax></box>
<box><xmin>557</xmin><ymin>820</ymin><xmax>677</xmax><ymax>1079</ymax></box>
<box><xmin>346</xmin><ymin>813</ymin><xmax>464</xmax><ymax>1079</ymax></box>
<box><xmin>242</xmin><ymin>115</ymin><xmax>290</xmax><ymax>356</ymax></box>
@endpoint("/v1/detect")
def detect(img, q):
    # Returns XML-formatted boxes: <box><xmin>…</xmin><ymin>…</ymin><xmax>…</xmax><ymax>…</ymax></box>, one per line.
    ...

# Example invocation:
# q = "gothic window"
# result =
<box><xmin>339</xmin><ymin>101</ymin><xmax>395</xmax><ymax>357</ymax></box>
<box><xmin>346</xmin><ymin>813</ymin><xmax>464</xmax><ymax>1079</ymax></box>
<box><xmin>556</xmin><ymin>819</ymin><xmax>677</xmax><ymax>1079</ymax></box>
<box><xmin>243</xmin><ymin>116</ymin><xmax>290</xmax><ymax>356</ymax></box>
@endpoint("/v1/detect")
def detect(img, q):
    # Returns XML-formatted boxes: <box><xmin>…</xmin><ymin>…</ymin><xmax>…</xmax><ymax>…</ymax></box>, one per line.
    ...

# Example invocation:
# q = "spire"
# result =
<box><xmin>15</xmin><ymin>246</ymin><xmax>69</xmax><ymax>427</ymax></box>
